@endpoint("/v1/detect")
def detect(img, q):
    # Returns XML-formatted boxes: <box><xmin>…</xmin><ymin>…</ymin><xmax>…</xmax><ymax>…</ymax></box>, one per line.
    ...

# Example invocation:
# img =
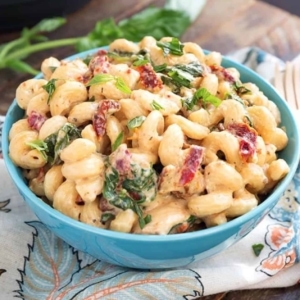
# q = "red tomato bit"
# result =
<box><xmin>27</xmin><ymin>111</ymin><xmax>47</xmax><ymax>131</ymax></box>
<box><xmin>227</xmin><ymin>122</ymin><xmax>257</xmax><ymax>162</ymax></box>
<box><xmin>136</xmin><ymin>63</ymin><xmax>163</xmax><ymax>91</ymax></box>
<box><xmin>179</xmin><ymin>145</ymin><xmax>204</xmax><ymax>186</ymax></box>
<box><xmin>93</xmin><ymin>100</ymin><xmax>120</xmax><ymax>137</ymax></box>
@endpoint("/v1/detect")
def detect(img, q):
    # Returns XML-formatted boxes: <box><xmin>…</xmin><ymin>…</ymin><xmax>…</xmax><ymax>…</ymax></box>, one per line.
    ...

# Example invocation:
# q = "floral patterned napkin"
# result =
<box><xmin>0</xmin><ymin>49</ymin><xmax>299</xmax><ymax>300</ymax></box>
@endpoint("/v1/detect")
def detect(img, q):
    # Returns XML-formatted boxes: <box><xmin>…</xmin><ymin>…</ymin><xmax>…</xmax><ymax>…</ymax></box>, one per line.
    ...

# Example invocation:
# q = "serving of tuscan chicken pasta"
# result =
<box><xmin>8</xmin><ymin>36</ymin><xmax>290</xmax><ymax>235</ymax></box>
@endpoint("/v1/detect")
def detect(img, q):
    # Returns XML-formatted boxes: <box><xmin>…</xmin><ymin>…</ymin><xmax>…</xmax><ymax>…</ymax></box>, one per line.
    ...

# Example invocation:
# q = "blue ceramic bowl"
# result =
<box><xmin>2</xmin><ymin>48</ymin><xmax>300</xmax><ymax>269</ymax></box>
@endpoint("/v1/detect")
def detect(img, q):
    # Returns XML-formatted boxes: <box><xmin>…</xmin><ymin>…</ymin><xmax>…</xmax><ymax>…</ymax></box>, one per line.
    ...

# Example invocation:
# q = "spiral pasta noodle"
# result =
<box><xmin>8</xmin><ymin>36</ymin><xmax>290</xmax><ymax>235</ymax></box>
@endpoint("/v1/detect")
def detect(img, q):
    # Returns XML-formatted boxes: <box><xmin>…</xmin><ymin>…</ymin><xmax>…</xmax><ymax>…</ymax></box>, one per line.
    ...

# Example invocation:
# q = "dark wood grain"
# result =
<box><xmin>0</xmin><ymin>1</ymin><xmax>300</xmax><ymax>298</ymax></box>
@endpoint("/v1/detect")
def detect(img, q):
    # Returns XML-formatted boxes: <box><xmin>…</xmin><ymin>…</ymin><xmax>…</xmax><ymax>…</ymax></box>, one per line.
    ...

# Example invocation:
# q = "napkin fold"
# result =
<box><xmin>0</xmin><ymin>49</ymin><xmax>299</xmax><ymax>300</ymax></box>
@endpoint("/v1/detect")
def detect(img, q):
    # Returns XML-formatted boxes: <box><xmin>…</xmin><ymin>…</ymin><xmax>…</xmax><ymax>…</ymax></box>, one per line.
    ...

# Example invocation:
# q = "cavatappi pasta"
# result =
<box><xmin>9</xmin><ymin>36</ymin><xmax>290</xmax><ymax>235</ymax></box>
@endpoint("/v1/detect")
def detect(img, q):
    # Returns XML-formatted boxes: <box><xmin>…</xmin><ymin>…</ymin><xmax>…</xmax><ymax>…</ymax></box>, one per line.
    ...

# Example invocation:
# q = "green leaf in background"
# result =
<box><xmin>5</xmin><ymin>59</ymin><xmax>39</xmax><ymax>75</ymax></box>
<box><xmin>0</xmin><ymin>1</ymin><xmax>206</xmax><ymax>74</ymax></box>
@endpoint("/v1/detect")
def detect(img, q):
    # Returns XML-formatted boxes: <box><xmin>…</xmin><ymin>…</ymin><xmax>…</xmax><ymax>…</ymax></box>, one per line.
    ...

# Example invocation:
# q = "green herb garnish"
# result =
<box><xmin>167</xmin><ymin>67</ymin><xmax>193</xmax><ymax>88</ymax></box>
<box><xmin>103</xmin><ymin>156</ymin><xmax>157</xmax><ymax>229</ymax></box>
<box><xmin>26</xmin><ymin>140</ymin><xmax>48</xmax><ymax>161</ymax></box>
<box><xmin>127</xmin><ymin>116</ymin><xmax>146</xmax><ymax>129</ymax></box>
<box><xmin>182</xmin><ymin>87</ymin><xmax>222</xmax><ymax>110</ymax></box>
<box><xmin>252</xmin><ymin>243</ymin><xmax>264</xmax><ymax>256</ymax></box>
<box><xmin>115</xmin><ymin>77</ymin><xmax>131</xmax><ymax>94</ymax></box>
<box><xmin>44</xmin><ymin>123</ymin><xmax>81</xmax><ymax>164</ymax></box>
<box><xmin>150</xmin><ymin>100</ymin><xmax>164</xmax><ymax>110</ymax></box>
<box><xmin>168</xmin><ymin>215</ymin><xmax>197</xmax><ymax>234</ymax></box>
<box><xmin>86</xmin><ymin>74</ymin><xmax>131</xmax><ymax>95</ymax></box>
<box><xmin>101</xmin><ymin>213</ymin><xmax>115</xmax><ymax>223</ymax></box>
<box><xmin>153</xmin><ymin>63</ymin><xmax>168</xmax><ymax>73</ymax></box>
<box><xmin>173</xmin><ymin>61</ymin><xmax>204</xmax><ymax>77</ymax></box>
<box><xmin>42</xmin><ymin>78</ymin><xmax>57</xmax><ymax>104</ymax></box>
<box><xmin>112</xmin><ymin>131</ymin><xmax>124</xmax><ymax>151</ymax></box>
<box><xmin>157</xmin><ymin>37</ymin><xmax>184</xmax><ymax>56</ymax></box>
<box><xmin>232</xmin><ymin>81</ymin><xmax>251</xmax><ymax>95</ymax></box>
<box><xmin>194</xmin><ymin>87</ymin><xmax>222</xmax><ymax>108</ymax></box>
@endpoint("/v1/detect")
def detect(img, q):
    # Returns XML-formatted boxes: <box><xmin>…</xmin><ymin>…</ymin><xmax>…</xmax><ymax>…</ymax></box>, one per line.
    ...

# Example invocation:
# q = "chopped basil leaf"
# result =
<box><xmin>139</xmin><ymin>214</ymin><xmax>152</xmax><ymax>229</ymax></box>
<box><xmin>252</xmin><ymin>243</ymin><xmax>264</xmax><ymax>256</ymax></box>
<box><xmin>112</xmin><ymin>131</ymin><xmax>124</xmax><ymax>151</ymax></box>
<box><xmin>86</xmin><ymin>74</ymin><xmax>131</xmax><ymax>95</ymax></box>
<box><xmin>150</xmin><ymin>100</ymin><xmax>164</xmax><ymax>110</ymax></box>
<box><xmin>127</xmin><ymin>116</ymin><xmax>146</xmax><ymax>129</ymax></box>
<box><xmin>44</xmin><ymin>123</ymin><xmax>81</xmax><ymax>165</ymax></box>
<box><xmin>182</xmin><ymin>88</ymin><xmax>221</xmax><ymax>110</ymax></box>
<box><xmin>181</xmin><ymin>96</ymin><xmax>194</xmax><ymax>110</ymax></box>
<box><xmin>107</xmin><ymin>51</ymin><xmax>132</xmax><ymax>63</ymax></box>
<box><xmin>225</xmin><ymin>93</ymin><xmax>245</xmax><ymax>106</ymax></box>
<box><xmin>173</xmin><ymin>61</ymin><xmax>204</xmax><ymax>77</ymax></box>
<box><xmin>48</xmin><ymin>66</ymin><xmax>57</xmax><ymax>72</ymax></box>
<box><xmin>167</xmin><ymin>68</ymin><xmax>193</xmax><ymax>88</ymax></box>
<box><xmin>86</xmin><ymin>74</ymin><xmax>115</xmax><ymax>86</ymax></box>
<box><xmin>132</xmin><ymin>58</ymin><xmax>149</xmax><ymax>66</ymax></box>
<box><xmin>168</xmin><ymin>215</ymin><xmax>197</xmax><ymax>234</ymax></box>
<box><xmin>153</xmin><ymin>63</ymin><xmax>168</xmax><ymax>73</ymax></box>
<box><xmin>26</xmin><ymin>139</ymin><xmax>48</xmax><ymax>161</ymax></box>
<box><xmin>42</xmin><ymin>78</ymin><xmax>57</xmax><ymax>104</ymax></box>
<box><xmin>103</xmin><ymin>159</ymin><xmax>157</xmax><ymax>229</ymax></box>
<box><xmin>156</xmin><ymin>37</ymin><xmax>184</xmax><ymax>56</ymax></box>
<box><xmin>82</xmin><ymin>54</ymin><xmax>94</xmax><ymax>66</ymax></box>
<box><xmin>161</xmin><ymin>75</ymin><xmax>180</xmax><ymax>94</ymax></box>
<box><xmin>115</xmin><ymin>77</ymin><xmax>131</xmax><ymax>94</ymax></box>
<box><xmin>193</xmin><ymin>87</ymin><xmax>222</xmax><ymax>108</ymax></box>
<box><xmin>132</xmin><ymin>53</ymin><xmax>151</xmax><ymax>66</ymax></box>
<box><xmin>101</xmin><ymin>213</ymin><xmax>115</xmax><ymax>223</ymax></box>
<box><xmin>232</xmin><ymin>81</ymin><xmax>251</xmax><ymax>95</ymax></box>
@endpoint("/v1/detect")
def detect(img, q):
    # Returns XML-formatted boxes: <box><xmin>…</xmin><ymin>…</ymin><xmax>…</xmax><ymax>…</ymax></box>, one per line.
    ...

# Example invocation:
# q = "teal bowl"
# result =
<box><xmin>2</xmin><ymin>48</ymin><xmax>300</xmax><ymax>269</ymax></box>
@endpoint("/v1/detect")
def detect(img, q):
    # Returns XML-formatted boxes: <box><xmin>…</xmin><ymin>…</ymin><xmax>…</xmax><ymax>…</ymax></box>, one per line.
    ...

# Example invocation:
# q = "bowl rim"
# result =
<box><xmin>2</xmin><ymin>47</ymin><xmax>300</xmax><ymax>242</ymax></box>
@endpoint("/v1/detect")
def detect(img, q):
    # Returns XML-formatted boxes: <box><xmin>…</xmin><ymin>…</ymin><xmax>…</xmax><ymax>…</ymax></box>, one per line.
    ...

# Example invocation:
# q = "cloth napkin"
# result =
<box><xmin>0</xmin><ymin>48</ymin><xmax>300</xmax><ymax>300</ymax></box>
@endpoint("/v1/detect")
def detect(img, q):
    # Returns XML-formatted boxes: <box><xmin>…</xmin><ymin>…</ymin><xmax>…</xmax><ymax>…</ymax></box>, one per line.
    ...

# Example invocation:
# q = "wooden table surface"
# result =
<box><xmin>0</xmin><ymin>0</ymin><xmax>300</xmax><ymax>298</ymax></box>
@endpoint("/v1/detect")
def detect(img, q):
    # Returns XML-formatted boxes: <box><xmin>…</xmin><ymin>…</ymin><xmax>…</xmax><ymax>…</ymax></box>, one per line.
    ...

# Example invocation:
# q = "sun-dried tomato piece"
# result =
<box><xmin>93</xmin><ymin>100</ymin><xmax>120</xmax><ymax>137</ymax></box>
<box><xmin>136</xmin><ymin>63</ymin><xmax>163</xmax><ymax>91</ymax></box>
<box><xmin>27</xmin><ymin>111</ymin><xmax>47</xmax><ymax>131</ymax></box>
<box><xmin>90</xmin><ymin>53</ymin><xmax>110</xmax><ymax>75</ymax></box>
<box><xmin>227</xmin><ymin>122</ymin><xmax>257</xmax><ymax>162</ymax></box>
<box><xmin>210</xmin><ymin>65</ymin><xmax>235</xmax><ymax>83</ymax></box>
<box><xmin>179</xmin><ymin>145</ymin><xmax>204</xmax><ymax>186</ymax></box>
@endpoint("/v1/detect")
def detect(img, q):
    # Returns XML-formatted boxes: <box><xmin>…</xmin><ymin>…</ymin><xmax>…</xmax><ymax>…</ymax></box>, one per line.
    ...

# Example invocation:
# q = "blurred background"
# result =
<box><xmin>0</xmin><ymin>0</ymin><xmax>299</xmax><ymax>32</ymax></box>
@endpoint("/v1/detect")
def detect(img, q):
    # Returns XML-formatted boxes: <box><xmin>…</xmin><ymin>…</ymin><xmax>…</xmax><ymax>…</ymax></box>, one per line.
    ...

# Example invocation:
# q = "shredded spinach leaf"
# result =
<box><xmin>42</xmin><ymin>79</ymin><xmax>58</xmax><ymax>104</ymax></box>
<box><xmin>44</xmin><ymin>123</ymin><xmax>81</xmax><ymax>164</ymax></box>
<box><xmin>156</xmin><ymin>37</ymin><xmax>184</xmax><ymax>56</ymax></box>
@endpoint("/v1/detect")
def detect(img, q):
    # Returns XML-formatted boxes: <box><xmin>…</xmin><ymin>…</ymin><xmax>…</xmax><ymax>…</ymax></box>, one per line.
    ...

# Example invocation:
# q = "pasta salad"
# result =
<box><xmin>8</xmin><ymin>36</ymin><xmax>290</xmax><ymax>235</ymax></box>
